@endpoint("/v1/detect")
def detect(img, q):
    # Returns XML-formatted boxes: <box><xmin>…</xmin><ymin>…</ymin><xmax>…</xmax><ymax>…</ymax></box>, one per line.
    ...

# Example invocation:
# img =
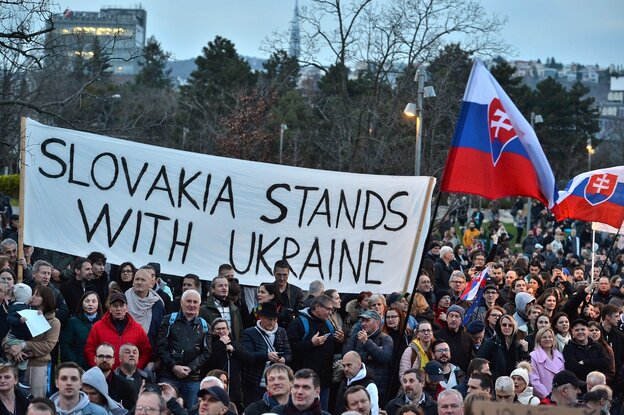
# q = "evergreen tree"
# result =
<box><xmin>261</xmin><ymin>49</ymin><xmax>300</xmax><ymax>92</ymax></box>
<box><xmin>135</xmin><ymin>36</ymin><xmax>172</xmax><ymax>89</ymax></box>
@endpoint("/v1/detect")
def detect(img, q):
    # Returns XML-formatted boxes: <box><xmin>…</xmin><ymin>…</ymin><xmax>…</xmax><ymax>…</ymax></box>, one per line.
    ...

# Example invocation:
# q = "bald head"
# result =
<box><xmin>343</xmin><ymin>351</ymin><xmax>362</xmax><ymax>379</ymax></box>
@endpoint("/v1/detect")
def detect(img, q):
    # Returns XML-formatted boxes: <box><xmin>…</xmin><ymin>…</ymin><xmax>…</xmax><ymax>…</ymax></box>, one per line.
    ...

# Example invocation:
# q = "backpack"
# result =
<box><xmin>166</xmin><ymin>312</ymin><xmax>209</xmax><ymax>336</ymax></box>
<box><xmin>299</xmin><ymin>314</ymin><xmax>335</xmax><ymax>341</ymax></box>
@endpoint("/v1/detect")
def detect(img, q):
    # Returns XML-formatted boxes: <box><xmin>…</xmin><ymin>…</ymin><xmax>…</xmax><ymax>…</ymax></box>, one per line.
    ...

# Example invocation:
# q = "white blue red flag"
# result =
<box><xmin>460</xmin><ymin>268</ymin><xmax>488</xmax><ymax>302</ymax></box>
<box><xmin>440</xmin><ymin>60</ymin><xmax>557</xmax><ymax>208</ymax></box>
<box><xmin>552</xmin><ymin>166</ymin><xmax>624</xmax><ymax>229</ymax></box>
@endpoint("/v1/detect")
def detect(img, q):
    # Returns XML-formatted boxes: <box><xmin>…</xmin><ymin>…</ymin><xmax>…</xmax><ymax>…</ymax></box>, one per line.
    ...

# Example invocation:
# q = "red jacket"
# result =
<box><xmin>84</xmin><ymin>311</ymin><xmax>152</xmax><ymax>369</ymax></box>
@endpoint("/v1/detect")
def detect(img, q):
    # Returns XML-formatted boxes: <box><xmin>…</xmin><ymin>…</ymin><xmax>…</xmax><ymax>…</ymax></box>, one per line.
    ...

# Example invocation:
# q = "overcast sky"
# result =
<box><xmin>59</xmin><ymin>0</ymin><xmax>623</xmax><ymax>67</ymax></box>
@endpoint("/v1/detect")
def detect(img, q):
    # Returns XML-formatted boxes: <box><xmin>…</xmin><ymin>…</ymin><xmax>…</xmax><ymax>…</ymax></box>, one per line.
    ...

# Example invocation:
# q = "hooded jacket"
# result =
<box><xmin>516</xmin><ymin>386</ymin><xmax>540</xmax><ymax>406</ymax></box>
<box><xmin>334</xmin><ymin>363</ymin><xmax>379</xmax><ymax>415</ymax></box>
<box><xmin>50</xmin><ymin>390</ymin><xmax>108</xmax><ymax>415</ymax></box>
<box><xmin>81</xmin><ymin>367</ymin><xmax>127</xmax><ymax>415</ymax></box>
<box><xmin>513</xmin><ymin>292</ymin><xmax>534</xmax><ymax>332</ymax></box>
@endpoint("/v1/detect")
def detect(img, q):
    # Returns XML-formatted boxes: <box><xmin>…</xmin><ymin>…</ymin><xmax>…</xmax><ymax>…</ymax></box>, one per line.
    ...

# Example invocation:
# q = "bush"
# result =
<box><xmin>0</xmin><ymin>175</ymin><xmax>19</xmax><ymax>198</ymax></box>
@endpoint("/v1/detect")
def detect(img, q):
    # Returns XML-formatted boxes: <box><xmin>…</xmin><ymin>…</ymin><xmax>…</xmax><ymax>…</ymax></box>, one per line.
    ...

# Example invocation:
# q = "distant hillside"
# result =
<box><xmin>166</xmin><ymin>56</ymin><xmax>266</xmax><ymax>85</ymax></box>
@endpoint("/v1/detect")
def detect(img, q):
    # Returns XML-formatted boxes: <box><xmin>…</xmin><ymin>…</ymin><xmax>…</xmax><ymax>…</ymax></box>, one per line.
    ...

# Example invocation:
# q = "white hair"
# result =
<box><xmin>495</xmin><ymin>376</ymin><xmax>514</xmax><ymax>393</ymax></box>
<box><xmin>200</xmin><ymin>376</ymin><xmax>224</xmax><ymax>390</ymax></box>
<box><xmin>440</xmin><ymin>246</ymin><xmax>453</xmax><ymax>257</ymax></box>
<box><xmin>181</xmin><ymin>289</ymin><xmax>201</xmax><ymax>302</ymax></box>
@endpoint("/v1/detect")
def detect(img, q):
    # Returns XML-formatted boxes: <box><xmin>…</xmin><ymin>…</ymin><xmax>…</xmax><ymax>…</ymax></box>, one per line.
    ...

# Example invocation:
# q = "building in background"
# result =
<box><xmin>48</xmin><ymin>6</ymin><xmax>147</xmax><ymax>80</ymax></box>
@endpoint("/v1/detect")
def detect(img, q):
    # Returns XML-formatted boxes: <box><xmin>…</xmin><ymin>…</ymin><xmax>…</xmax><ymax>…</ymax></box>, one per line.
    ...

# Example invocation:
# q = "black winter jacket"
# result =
<box><xmin>157</xmin><ymin>313</ymin><xmax>212</xmax><ymax>381</ymax></box>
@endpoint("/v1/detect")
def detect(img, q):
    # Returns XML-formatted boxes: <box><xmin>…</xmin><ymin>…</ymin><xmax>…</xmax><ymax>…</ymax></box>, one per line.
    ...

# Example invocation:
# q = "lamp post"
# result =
<box><xmin>404</xmin><ymin>67</ymin><xmax>435</xmax><ymax>176</ymax></box>
<box><xmin>586</xmin><ymin>138</ymin><xmax>595</xmax><ymax>170</ymax></box>
<box><xmin>526</xmin><ymin>112</ymin><xmax>543</xmax><ymax>231</ymax></box>
<box><xmin>279</xmin><ymin>123</ymin><xmax>288</xmax><ymax>164</ymax></box>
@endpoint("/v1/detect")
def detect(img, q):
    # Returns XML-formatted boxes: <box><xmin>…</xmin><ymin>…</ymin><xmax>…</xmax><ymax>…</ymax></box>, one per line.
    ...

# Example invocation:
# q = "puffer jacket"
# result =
<box><xmin>84</xmin><ymin>311</ymin><xmax>152</xmax><ymax>369</ymax></box>
<box><xmin>476</xmin><ymin>326</ymin><xmax>530</xmax><ymax>381</ymax></box>
<box><xmin>516</xmin><ymin>386</ymin><xmax>540</xmax><ymax>406</ymax></box>
<box><xmin>157</xmin><ymin>312</ymin><xmax>211</xmax><ymax>382</ymax></box>
<box><xmin>60</xmin><ymin>312</ymin><xmax>101</xmax><ymax>369</ymax></box>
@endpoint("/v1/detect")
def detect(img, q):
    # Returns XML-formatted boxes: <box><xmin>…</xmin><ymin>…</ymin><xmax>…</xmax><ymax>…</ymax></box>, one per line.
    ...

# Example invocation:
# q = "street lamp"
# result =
<box><xmin>586</xmin><ymin>138</ymin><xmax>595</xmax><ymax>170</ymax></box>
<box><xmin>279</xmin><ymin>123</ymin><xmax>288</xmax><ymax>164</ymax></box>
<box><xmin>404</xmin><ymin>68</ymin><xmax>435</xmax><ymax>176</ymax></box>
<box><xmin>526</xmin><ymin>112</ymin><xmax>543</xmax><ymax>231</ymax></box>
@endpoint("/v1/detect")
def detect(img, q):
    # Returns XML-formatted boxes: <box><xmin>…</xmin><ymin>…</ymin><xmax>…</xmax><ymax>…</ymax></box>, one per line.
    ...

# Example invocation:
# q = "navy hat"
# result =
<box><xmin>358</xmin><ymin>310</ymin><xmax>381</xmax><ymax>321</ymax></box>
<box><xmin>424</xmin><ymin>361</ymin><xmax>445</xmax><ymax>382</ymax></box>
<box><xmin>466</xmin><ymin>320</ymin><xmax>485</xmax><ymax>334</ymax></box>
<box><xmin>484</xmin><ymin>284</ymin><xmax>499</xmax><ymax>293</ymax></box>
<box><xmin>198</xmin><ymin>386</ymin><xmax>230</xmax><ymax>406</ymax></box>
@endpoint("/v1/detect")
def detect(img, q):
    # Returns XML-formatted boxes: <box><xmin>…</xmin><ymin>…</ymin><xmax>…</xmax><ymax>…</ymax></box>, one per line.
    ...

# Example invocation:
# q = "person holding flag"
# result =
<box><xmin>440</xmin><ymin>59</ymin><xmax>557</xmax><ymax>208</ymax></box>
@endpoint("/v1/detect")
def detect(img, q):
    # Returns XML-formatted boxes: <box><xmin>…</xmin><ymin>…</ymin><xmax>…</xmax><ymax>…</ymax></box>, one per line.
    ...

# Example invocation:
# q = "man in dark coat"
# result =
<box><xmin>433</xmin><ymin>305</ymin><xmax>472</xmax><ymax>373</ymax></box>
<box><xmin>386</xmin><ymin>369</ymin><xmax>437</xmax><ymax>415</ymax></box>
<box><xmin>343</xmin><ymin>310</ymin><xmax>393</xmax><ymax>406</ymax></box>
<box><xmin>563</xmin><ymin>319</ymin><xmax>610</xmax><ymax>381</ymax></box>
<box><xmin>273</xmin><ymin>259</ymin><xmax>304</xmax><ymax>312</ymax></box>
<box><xmin>287</xmin><ymin>295</ymin><xmax>337</xmax><ymax>411</ymax></box>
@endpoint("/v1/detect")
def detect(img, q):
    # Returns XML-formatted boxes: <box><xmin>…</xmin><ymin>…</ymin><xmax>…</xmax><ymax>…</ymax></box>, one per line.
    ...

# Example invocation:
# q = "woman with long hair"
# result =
<box><xmin>476</xmin><ymin>314</ymin><xmax>530</xmax><ymax>380</ymax></box>
<box><xmin>535</xmin><ymin>289</ymin><xmax>560</xmax><ymax>318</ymax></box>
<box><xmin>110</xmin><ymin>262</ymin><xmax>136</xmax><ymax>294</ymax></box>
<box><xmin>399</xmin><ymin>320</ymin><xmax>434</xmax><ymax>379</ymax></box>
<box><xmin>60</xmin><ymin>291</ymin><xmax>103</xmax><ymax>369</ymax></box>
<box><xmin>453</xmin><ymin>245</ymin><xmax>470</xmax><ymax>271</ymax></box>
<box><xmin>529</xmin><ymin>327</ymin><xmax>565</xmax><ymax>399</ymax></box>
<box><xmin>526</xmin><ymin>275</ymin><xmax>544</xmax><ymax>298</ymax></box>
<box><xmin>588</xmin><ymin>320</ymin><xmax>616</xmax><ymax>383</ymax></box>
<box><xmin>551</xmin><ymin>312</ymin><xmax>570</xmax><ymax>353</ymax></box>
<box><xmin>382</xmin><ymin>305</ymin><xmax>410</xmax><ymax>401</ymax></box>
<box><xmin>525</xmin><ymin>313</ymin><xmax>551</xmax><ymax>351</ymax></box>
<box><xmin>409</xmin><ymin>292</ymin><xmax>434</xmax><ymax>324</ymax></box>
<box><xmin>250</xmin><ymin>282</ymin><xmax>293</xmax><ymax>329</ymax></box>
<box><xmin>484</xmin><ymin>306</ymin><xmax>505</xmax><ymax>340</ymax></box>
<box><xmin>324</xmin><ymin>289</ymin><xmax>345</xmax><ymax>333</ymax></box>
<box><xmin>345</xmin><ymin>291</ymin><xmax>372</xmax><ymax>335</ymax></box>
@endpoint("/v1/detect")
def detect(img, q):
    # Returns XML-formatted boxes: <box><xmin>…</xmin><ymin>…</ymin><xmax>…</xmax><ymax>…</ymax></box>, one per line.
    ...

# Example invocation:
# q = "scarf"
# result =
<box><xmin>285</xmin><ymin>397</ymin><xmax>322</xmax><ymax>415</ymax></box>
<box><xmin>256</xmin><ymin>320</ymin><xmax>278</xmax><ymax>345</ymax></box>
<box><xmin>84</xmin><ymin>312</ymin><xmax>99</xmax><ymax>322</ymax></box>
<box><xmin>555</xmin><ymin>333</ymin><xmax>570</xmax><ymax>353</ymax></box>
<box><xmin>125</xmin><ymin>288</ymin><xmax>161</xmax><ymax>332</ymax></box>
<box><xmin>410</xmin><ymin>339</ymin><xmax>430</xmax><ymax>369</ymax></box>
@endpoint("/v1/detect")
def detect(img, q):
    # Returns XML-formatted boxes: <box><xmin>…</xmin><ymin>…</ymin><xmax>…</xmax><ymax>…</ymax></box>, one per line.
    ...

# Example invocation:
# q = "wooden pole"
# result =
<box><xmin>17</xmin><ymin>117</ymin><xmax>27</xmax><ymax>282</ymax></box>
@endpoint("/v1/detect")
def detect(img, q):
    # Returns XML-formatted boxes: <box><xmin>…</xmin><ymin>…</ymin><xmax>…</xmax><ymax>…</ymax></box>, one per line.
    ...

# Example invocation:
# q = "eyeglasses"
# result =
<box><xmin>450</xmin><ymin>280</ymin><xmax>464</xmax><ymax>284</ymax></box>
<box><xmin>96</xmin><ymin>354</ymin><xmax>114</xmax><ymax>360</ymax></box>
<box><xmin>135</xmin><ymin>406</ymin><xmax>160</xmax><ymax>414</ymax></box>
<box><xmin>434</xmin><ymin>348</ymin><xmax>450</xmax><ymax>353</ymax></box>
<box><xmin>321</xmin><ymin>305</ymin><xmax>334</xmax><ymax>312</ymax></box>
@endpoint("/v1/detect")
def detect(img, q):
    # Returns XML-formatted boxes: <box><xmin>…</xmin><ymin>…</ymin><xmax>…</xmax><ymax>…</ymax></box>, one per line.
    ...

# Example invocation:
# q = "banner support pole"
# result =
<box><xmin>17</xmin><ymin>117</ymin><xmax>27</xmax><ymax>283</ymax></box>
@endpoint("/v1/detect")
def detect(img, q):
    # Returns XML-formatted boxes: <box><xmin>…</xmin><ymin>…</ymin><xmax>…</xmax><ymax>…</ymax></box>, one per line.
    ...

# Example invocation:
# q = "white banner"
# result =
<box><xmin>592</xmin><ymin>221</ymin><xmax>624</xmax><ymax>234</ymax></box>
<box><xmin>23</xmin><ymin>118</ymin><xmax>434</xmax><ymax>293</ymax></box>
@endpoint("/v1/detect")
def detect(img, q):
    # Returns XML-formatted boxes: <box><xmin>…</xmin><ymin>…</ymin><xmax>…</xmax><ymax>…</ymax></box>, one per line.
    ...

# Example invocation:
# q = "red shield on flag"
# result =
<box><xmin>584</xmin><ymin>173</ymin><xmax>618</xmax><ymax>206</ymax></box>
<box><xmin>488</xmin><ymin>98</ymin><xmax>518</xmax><ymax>166</ymax></box>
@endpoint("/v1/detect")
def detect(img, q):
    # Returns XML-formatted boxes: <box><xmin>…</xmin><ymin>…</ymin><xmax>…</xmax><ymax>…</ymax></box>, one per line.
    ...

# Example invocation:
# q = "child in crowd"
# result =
<box><xmin>6</xmin><ymin>282</ymin><xmax>33</xmax><ymax>389</ymax></box>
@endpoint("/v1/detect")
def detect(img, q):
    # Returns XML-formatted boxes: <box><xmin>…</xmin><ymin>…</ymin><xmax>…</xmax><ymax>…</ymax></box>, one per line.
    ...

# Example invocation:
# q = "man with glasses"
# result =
<box><xmin>287</xmin><ymin>295</ymin><xmax>336</xmax><ymax>410</ymax></box>
<box><xmin>135</xmin><ymin>390</ymin><xmax>167</xmax><ymax>415</ymax></box>
<box><xmin>469</xmin><ymin>284</ymin><xmax>499</xmax><ymax>323</ymax></box>
<box><xmin>51</xmin><ymin>362</ymin><xmax>107</xmax><ymax>415</ymax></box>
<box><xmin>344</xmin><ymin>310</ymin><xmax>393</xmax><ymax>406</ymax></box>
<box><xmin>448</xmin><ymin>272</ymin><xmax>469</xmax><ymax>309</ymax></box>
<box><xmin>94</xmin><ymin>343</ymin><xmax>115</xmax><ymax>379</ymax></box>
<box><xmin>434</xmin><ymin>305</ymin><xmax>471</xmax><ymax>373</ymax></box>
<box><xmin>429</xmin><ymin>340</ymin><xmax>464</xmax><ymax>392</ymax></box>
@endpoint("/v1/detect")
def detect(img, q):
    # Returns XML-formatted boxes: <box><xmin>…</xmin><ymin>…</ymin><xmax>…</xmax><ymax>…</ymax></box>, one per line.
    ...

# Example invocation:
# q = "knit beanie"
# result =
<box><xmin>13</xmin><ymin>283</ymin><xmax>32</xmax><ymax>304</ymax></box>
<box><xmin>447</xmin><ymin>304</ymin><xmax>465</xmax><ymax>321</ymax></box>
<box><xmin>510</xmin><ymin>362</ymin><xmax>530</xmax><ymax>385</ymax></box>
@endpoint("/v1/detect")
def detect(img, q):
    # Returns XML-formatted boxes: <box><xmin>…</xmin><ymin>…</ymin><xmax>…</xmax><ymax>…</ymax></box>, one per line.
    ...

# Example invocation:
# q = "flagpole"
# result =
<box><xmin>589</xmin><ymin>219</ymin><xmax>623</xmax><ymax>300</ymax></box>
<box><xmin>17</xmin><ymin>117</ymin><xmax>26</xmax><ymax>283</ymax></box>
<box><xmin>591</xmin><ymin>224</ymin><xmax>596</xmax><ymax>277</ymax></box>
<box><xmin>386</xmin><ymin>189</ymin><xmax>442</xmax><ymax>404</ymax></box>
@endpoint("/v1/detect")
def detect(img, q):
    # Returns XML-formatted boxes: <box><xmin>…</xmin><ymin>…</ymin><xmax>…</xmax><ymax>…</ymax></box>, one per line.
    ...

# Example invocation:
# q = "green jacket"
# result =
<box><xmin>199</xmin><ymin>296</ymin><xmax>243</xmax><ymax>341</ymax></box>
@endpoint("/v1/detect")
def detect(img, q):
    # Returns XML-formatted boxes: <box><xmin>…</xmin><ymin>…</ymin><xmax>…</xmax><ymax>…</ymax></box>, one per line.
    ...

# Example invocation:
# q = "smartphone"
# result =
<box><xmin>324</xmin><ymin>333</ymin><xmax>332</xmax><ymax>337</ymax></box>
<box><xmin>277</xmin><ymin>352</ymin><xmax>285</xmax><ymax>356</ymax></box>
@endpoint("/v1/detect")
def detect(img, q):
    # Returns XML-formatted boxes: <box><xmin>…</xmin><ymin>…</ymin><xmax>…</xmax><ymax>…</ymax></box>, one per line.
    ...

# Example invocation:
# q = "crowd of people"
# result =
<box><xmin>0</xmin><ymin>204</ymin><xmax>623</xmax><ymax>415</ymax></box>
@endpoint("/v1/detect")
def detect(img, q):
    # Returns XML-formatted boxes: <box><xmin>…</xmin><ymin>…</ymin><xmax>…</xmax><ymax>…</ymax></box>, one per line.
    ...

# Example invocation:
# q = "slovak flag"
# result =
<box><xmin>440</xmin><ymin>60</ymin><xmax>557</xmax><ymax>208</ymax></box>
<box><xmin>460</xmin><ymin>268</ymin><xmax>488</xmax><ymax>302</ymax></box>
<box><xmin>552</xmin><ymin>166</ymin><xmax>624</xmax><ymax>229</ymax></box>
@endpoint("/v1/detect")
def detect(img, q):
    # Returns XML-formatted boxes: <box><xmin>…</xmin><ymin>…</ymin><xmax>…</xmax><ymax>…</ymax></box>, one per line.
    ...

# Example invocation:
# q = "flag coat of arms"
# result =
<box><xmin>440</xmin><ymin>60</ymin><xmax>556</xmax><ymax>208</ymax></box>
<box><xmin>552</xmin><ymin>166</ymin><xmax>624</xmax><ymax>229</ymax></box>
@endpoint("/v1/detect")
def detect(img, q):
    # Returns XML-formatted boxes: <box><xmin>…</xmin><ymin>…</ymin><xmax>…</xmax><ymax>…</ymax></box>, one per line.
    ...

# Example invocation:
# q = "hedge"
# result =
<box><xmin>0</xmin><ymin>175</ymin><xmax>19</xmax><ymax>198</ymax></box>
